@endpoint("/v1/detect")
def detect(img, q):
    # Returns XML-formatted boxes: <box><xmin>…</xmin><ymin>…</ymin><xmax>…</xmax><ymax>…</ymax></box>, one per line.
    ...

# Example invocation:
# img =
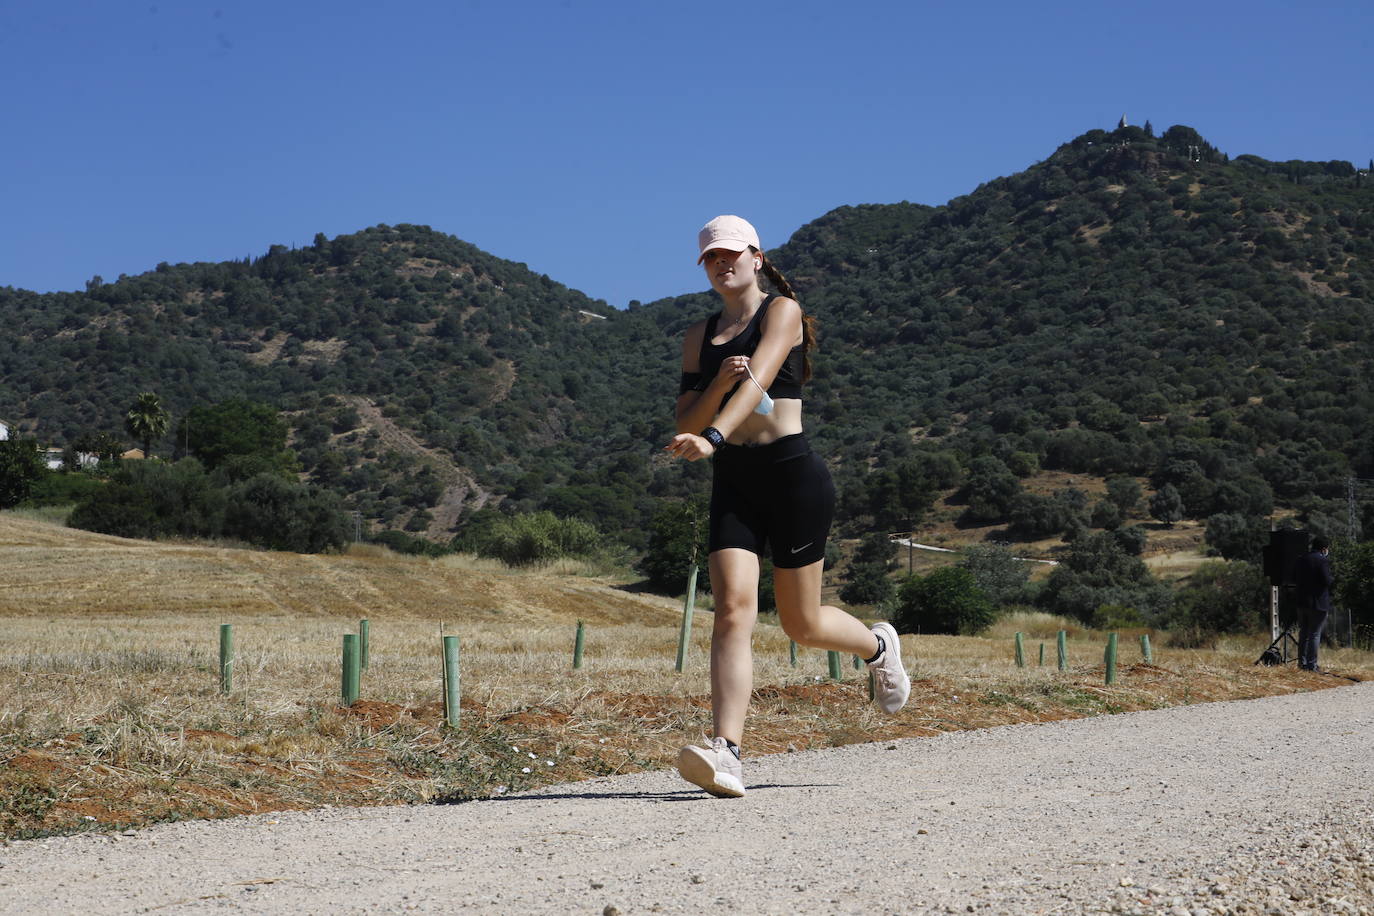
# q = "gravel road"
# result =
<box><xmin>3</xmin><ymin>682</ymin><xmax>1370</xmax><ymax>915</ymax></box>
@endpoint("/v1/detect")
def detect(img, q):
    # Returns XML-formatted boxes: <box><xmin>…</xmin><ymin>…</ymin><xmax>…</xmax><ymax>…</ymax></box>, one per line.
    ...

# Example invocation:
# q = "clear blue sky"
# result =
<box><xmin>3</xmin><ymin>0</ymin><xmax>1370</xmax><ymax>309</ymax></box>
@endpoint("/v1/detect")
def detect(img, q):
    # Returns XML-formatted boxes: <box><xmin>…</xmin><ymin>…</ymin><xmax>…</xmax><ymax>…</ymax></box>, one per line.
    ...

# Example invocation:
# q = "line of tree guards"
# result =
<box><xmin>0</xmin><ymin>393</ymin><xmax>1370</xmax><ymax>647</ymax></box>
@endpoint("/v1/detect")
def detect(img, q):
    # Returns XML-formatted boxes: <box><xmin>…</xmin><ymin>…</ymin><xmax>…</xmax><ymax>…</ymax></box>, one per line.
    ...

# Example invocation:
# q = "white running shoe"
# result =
<box><xmin>867</xmin><ymin>621</ymin><xmax>911</xmax><ymax>713</ymax></box>
<box><xmin>677</xmin><ymin>737</ymin><xmax>745</xmax><ymax>798</ymax></box>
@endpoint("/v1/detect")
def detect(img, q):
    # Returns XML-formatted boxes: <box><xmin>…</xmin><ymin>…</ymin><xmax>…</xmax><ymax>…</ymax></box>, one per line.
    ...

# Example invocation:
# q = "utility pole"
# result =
<box><xmin>1350</xmin><ymin>476</ymin><xmax>1361</xmax><ymax>543</ymax></box>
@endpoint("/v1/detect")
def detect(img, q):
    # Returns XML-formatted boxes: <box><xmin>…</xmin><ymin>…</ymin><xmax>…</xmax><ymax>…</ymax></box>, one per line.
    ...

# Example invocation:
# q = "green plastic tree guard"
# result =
<box><xmin>676</xmin><ymin>565</ymin><xmax>698</xmax><ymax>673</ymax></box>
<box><xmin>442</xmin><ymin>636</ymin><xmax>460</xmax><ymax>728</ymax></box>
<box><xmin>359</xmin><ymin>618</ymin><xmax>370</xmax><ymax>671</ymax></box>
<box><xmin>342</xmin><ymin>634</ymin><xmax>360</xmax><ymax>706</ymax></box>
<box><xmin>219</xmin><ymin>623</ymin><xmax>233</xmax><ymax>694</ymax></box>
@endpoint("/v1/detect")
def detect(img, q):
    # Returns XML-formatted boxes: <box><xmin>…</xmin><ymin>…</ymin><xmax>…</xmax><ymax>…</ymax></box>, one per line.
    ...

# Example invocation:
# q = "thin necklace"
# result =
<box><xmin>721</xmin><ymin>303</ymin><xmax>758</xmax><ymax>328</ymax></box>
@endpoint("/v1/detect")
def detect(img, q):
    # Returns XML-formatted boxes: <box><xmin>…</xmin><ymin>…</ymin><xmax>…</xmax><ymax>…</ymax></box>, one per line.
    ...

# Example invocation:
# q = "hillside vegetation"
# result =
<box><xmin>2</xmin><ymin>122</ymin><xmax>1371</xmax><ymax>559</ymax></box>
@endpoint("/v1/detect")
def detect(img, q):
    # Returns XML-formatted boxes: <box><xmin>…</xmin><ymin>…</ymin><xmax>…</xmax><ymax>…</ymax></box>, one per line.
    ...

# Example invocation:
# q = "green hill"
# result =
<box><xmin>2</xmin><ymin>123</ymin><xmax>1372</xmax><ymax>549</ymax></box>
<box><xmin>636</xmin><ymin>124</ymin><xmax>1374</xmax><ymax>541</ymax></box>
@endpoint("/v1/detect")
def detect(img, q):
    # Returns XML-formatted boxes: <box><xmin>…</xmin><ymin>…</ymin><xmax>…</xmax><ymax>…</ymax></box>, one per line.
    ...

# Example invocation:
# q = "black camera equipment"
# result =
<box><xmin>1261</xmin><ymin>529</ymin><xmax>1308</xmax><ymax>587</ymax></box>
<box><xmin>1256</xmin><ymin>529</ymin><xmax>1307</xmax><ymax>665</ymax></box>
<box><xmin>1257</xmin><ymin>623</ymin><xmax>1298</xmax><ymax>666</ymax></box>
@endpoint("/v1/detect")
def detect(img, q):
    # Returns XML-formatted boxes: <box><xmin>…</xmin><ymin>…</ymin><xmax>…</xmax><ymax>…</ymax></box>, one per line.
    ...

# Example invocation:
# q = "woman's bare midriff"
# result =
<box><xmin>725</xmin><ymin>398</ymin><xmax>803</xmax><ymax>446</ymax></box>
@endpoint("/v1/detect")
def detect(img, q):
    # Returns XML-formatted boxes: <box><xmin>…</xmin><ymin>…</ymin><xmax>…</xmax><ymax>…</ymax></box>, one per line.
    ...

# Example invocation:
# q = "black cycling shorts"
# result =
<box><xmin>708</xmin><ymin>433</ymin><xmax>835</xmax><ymax>569</ymax></box>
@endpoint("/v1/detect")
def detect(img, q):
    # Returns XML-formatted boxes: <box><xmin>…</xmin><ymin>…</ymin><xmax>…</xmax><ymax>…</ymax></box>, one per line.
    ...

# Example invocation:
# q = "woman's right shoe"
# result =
<box><xmin>677</xmin><ymin>737</ymin><xmax>745</xmax><ymax>798</ymax></box>
<box><xmin>868</xmin><ymin>621</ymin><xmax>911</xmax><ymax>713</ymax></box>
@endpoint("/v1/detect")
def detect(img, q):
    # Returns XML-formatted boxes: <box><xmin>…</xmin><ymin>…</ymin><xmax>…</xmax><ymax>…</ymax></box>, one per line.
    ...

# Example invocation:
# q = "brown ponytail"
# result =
<box><xmin>755</xmin><ymin>250</ymin><xmax>816</xmax><ymax>382</ymax></box>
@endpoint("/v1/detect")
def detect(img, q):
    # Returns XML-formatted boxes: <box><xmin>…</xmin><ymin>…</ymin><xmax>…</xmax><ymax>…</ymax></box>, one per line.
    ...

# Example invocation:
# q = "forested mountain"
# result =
<box><xmin>3</xmin><ymin>123</ymin><xmax>1372</xmax><ymax>548</ymax></box>
<box><xmin>1</xmin><ymin>226</ymin><xmax>677</xmax><ymax>542</ymax></box>
<box><xmin>630</xmin><ymin>123</ymin><xmax>1374</xmax><ymax>542</ymax></box>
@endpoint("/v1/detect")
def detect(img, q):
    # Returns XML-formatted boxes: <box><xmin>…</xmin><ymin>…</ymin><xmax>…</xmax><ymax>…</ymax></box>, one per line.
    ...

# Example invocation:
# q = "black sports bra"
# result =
<box><xmin>680</xmin><ymin>295</ymin><xmax>805</xmax><ymax>401</ymax></box>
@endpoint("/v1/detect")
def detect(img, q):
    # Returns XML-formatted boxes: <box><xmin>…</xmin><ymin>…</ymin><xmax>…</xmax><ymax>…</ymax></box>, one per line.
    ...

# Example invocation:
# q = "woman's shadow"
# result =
<box><xmin>434</xmin><ymin>781</ymin><xmax>836</xmax><ymax>805</ymax></box>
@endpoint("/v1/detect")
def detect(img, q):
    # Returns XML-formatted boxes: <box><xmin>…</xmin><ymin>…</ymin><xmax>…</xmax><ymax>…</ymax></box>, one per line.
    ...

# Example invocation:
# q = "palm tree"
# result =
<box><xmin>124</xmin><ymin>392</ymin><xmax>170</xmax><ymax>459</ymax></box>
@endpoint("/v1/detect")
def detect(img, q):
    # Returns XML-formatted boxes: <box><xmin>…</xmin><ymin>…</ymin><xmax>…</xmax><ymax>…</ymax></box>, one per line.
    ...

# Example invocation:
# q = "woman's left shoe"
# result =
<box><xmin>867</xmin><ymin>622</ymin><xmax>911</xmax><ymax>713</ymax></box>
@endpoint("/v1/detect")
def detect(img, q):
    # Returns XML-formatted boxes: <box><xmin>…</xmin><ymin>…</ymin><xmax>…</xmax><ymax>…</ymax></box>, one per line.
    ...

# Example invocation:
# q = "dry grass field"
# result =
<box><xmin>3</xmin><ymin>512</ymin><xmax>1370</xmax><ymax>841</ymax></box>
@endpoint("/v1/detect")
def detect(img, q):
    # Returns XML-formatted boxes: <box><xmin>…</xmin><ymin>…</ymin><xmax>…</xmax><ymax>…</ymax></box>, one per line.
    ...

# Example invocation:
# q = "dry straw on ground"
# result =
<box><xmin>2</xmin><ymin>513</ymin><xmax>1368</xmax><ymax>840</ymax></box>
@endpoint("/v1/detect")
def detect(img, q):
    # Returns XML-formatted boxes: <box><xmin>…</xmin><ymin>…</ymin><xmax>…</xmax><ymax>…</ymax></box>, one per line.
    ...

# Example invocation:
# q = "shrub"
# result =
<box><xmin>961</xmin><ymin>456</ymin><xmax>1020</xmax><ymax>523</ymax></box>
<box><xmin>66</xmin><ymin>486</ymin><xmax>160</xmax><ymax>539</ymax></box>
<box><xmin>852</xmin><ymin>531</ymin><xmax>899</xmax><ymax>567</ymax></box>
<box><xmin>1105</xmin><ymin>476</ymin><xmax>1141</xmax><ymax>514</ymax></box>
<box><xmin>893</xmin><ymin>566</ymin><xmax>997</xmax><ymax>635</ymax></box>
<box><xmin>1149</xmin><ymin>484</ymin><xmax>1184</xmax><ymax>526</ymax></box>
<box><xmin>463</xmin><ymin>510</ymin><xmax>604</xmax><ymax>567</ymax></box>
<box><xmin>179</xmin><ymin>399</ymin><xmax>292</xmax><ymax>474</ymax></box>
<box><xmin>1112</xmin><ymin>525</ymin><xmax>1148</xmax><ymax>556</ymax></box>
<box><xmin>636</xmin><ymin>497</ymin><xmax>709</xmax><ymax>593</ymax></box>
<box><xmin>371</xmin><ymin>529</ymin><xmax>449</xmax><ymax>557</ymax></box>
<box><xmin>959</xmin><ymin>543</ymin><xmax>1032</xmax><ymax>607</ymax></box>
<box><xmin>1006</xmin><ymin>451</ymin><xmax>1039</xmax><ymax>477</ymax></box>
<box><xmin>840</xmin><ymin>532</ymin><xmax>901</xmax><ymax>606</ymax></box>
<box><xmin>1037</xmin><ymin>531</ymin><xmax>1172</xmax><ymax>625</ymax></box>
<box><xmin>1009</xmin><ymin>491</ymin><xmax>1080</xmax><ymax>539</ymax></box>
<box><xmin>224</xmin><ymin>474</ymin><xmax>350</xmax><ymax>553</ymax></box>
<box><xmin>68</xmin><ymin>459</ymin><xmax>226</xmax><ymax>540</ymax></box>
<box><xmin>1091</xmin><ymin>604</ymin><xmax>1147</xmax><ymax>629</ymax></box>
<box><xmin>1089</xmin><ymin>499</ymin><xmax>1123</xmax><ymax>530</ymax></box>
<box><xmin>0</xmin><ymin>439</ymin><xmax>46</xmax><ymax>509</ymax></box>
<box><xmin>839</xmin><ymin>561</ymin><xmax>896</xmax><ymax>606</ymax></box>
<box><xmin>1203</xmin><ymin>513</ymin><xmax>1267</xmax><ymax>562</ymax></box>
<box><xmin>1165</xmin><ymin>560</ymin><xmax>1268</xmax><ymax>635</ymax></box>
<box><xmin>1331</xmin><ymin>541</ymin><xmax>1374</xmax><ymax>637</ymax></box>
<box><xmin>20</xmin><ymin>471</ymin><xmax>105</xmax><ymax>508</ymax></box>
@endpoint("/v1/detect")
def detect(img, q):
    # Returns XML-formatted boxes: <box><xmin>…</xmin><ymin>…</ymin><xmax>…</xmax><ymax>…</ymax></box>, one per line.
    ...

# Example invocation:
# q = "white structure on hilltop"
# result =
<box><xmin>0</xmin><ymin>419</ymin><xmax>9</xmax><ymax>441</ymax></box>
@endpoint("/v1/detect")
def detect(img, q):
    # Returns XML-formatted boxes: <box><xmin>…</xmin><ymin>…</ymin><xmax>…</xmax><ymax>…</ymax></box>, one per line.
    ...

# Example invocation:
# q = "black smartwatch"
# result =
<box><xmin>700</xmin><ymin>426</ymin><xmax>725</xmax><ymax>449</ymax></box>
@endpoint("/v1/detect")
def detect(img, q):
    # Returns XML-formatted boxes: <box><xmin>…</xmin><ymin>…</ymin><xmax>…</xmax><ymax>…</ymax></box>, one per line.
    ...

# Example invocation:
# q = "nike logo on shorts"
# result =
<box><xmin>791</xmin><ymin>542</ymin><xmax>813</xmax><ymax>554</ymax></box>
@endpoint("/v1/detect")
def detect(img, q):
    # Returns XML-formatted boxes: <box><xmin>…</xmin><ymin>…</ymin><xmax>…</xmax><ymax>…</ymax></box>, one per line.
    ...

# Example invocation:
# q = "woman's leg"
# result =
<box><xmin>707</xmin><ymin>547</ymin><xmax>761</xmax><ymax>745</ymax></box>
<box><xmin>773</xmin><ymin>558</ymin><xmax>880</xmax><ymax>658</ymax></box>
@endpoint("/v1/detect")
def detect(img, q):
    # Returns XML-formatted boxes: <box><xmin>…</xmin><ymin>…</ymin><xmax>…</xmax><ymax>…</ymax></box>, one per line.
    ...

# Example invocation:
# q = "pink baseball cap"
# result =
<box><xmin>697</xmin><ymin>215</ymin><xmax>760</xmax><ymax>263</ymax></box>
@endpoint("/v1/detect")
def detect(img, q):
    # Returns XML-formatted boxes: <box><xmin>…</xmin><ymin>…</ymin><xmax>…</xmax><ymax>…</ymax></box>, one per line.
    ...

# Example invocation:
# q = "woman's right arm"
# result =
<box><xmin>674</xmin><ymin>320</ymin><xmax>738</xmax><ymax>434</ymax></box>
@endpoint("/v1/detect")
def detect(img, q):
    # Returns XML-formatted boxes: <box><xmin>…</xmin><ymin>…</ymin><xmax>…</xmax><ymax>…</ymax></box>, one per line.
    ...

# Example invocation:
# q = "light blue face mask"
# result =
<box><xmin>745</xmin><ymin>366</ymin><xmax>774</xmax><ymax>415</ymax></box>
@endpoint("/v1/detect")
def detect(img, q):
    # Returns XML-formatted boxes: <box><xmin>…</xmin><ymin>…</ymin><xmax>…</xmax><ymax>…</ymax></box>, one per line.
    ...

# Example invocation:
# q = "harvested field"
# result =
<box><xmin>2</xmin><ymin>513</ymin><xmax>1369</xmax><ymax>840</ymax></box>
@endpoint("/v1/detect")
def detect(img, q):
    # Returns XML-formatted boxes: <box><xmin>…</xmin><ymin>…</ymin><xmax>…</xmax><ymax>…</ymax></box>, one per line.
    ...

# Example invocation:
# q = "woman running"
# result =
<box><xmin>664</xmin><ymin>214</ymin><xmax>910</xmax><ymax>798</ymax></box>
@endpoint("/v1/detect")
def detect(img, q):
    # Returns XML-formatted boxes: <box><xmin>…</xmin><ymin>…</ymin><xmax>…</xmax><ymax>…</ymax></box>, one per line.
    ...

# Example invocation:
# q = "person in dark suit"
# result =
<box><xmin>1292</xmin><ymin>535</ymin><xmax>1335</xmax><ymax>671</ymax></box>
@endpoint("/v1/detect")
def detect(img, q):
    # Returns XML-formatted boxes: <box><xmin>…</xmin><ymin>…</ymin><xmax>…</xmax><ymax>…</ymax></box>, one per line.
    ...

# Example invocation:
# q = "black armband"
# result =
<box><xmin>700</xmin><ymin>426</ymin><xmax>725</xmax><ymax>449</ymax></box>
<box><xmin>679</xmin><ymin>372</ymin><xmax>705</xmax><ymax>396</ymax></box>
